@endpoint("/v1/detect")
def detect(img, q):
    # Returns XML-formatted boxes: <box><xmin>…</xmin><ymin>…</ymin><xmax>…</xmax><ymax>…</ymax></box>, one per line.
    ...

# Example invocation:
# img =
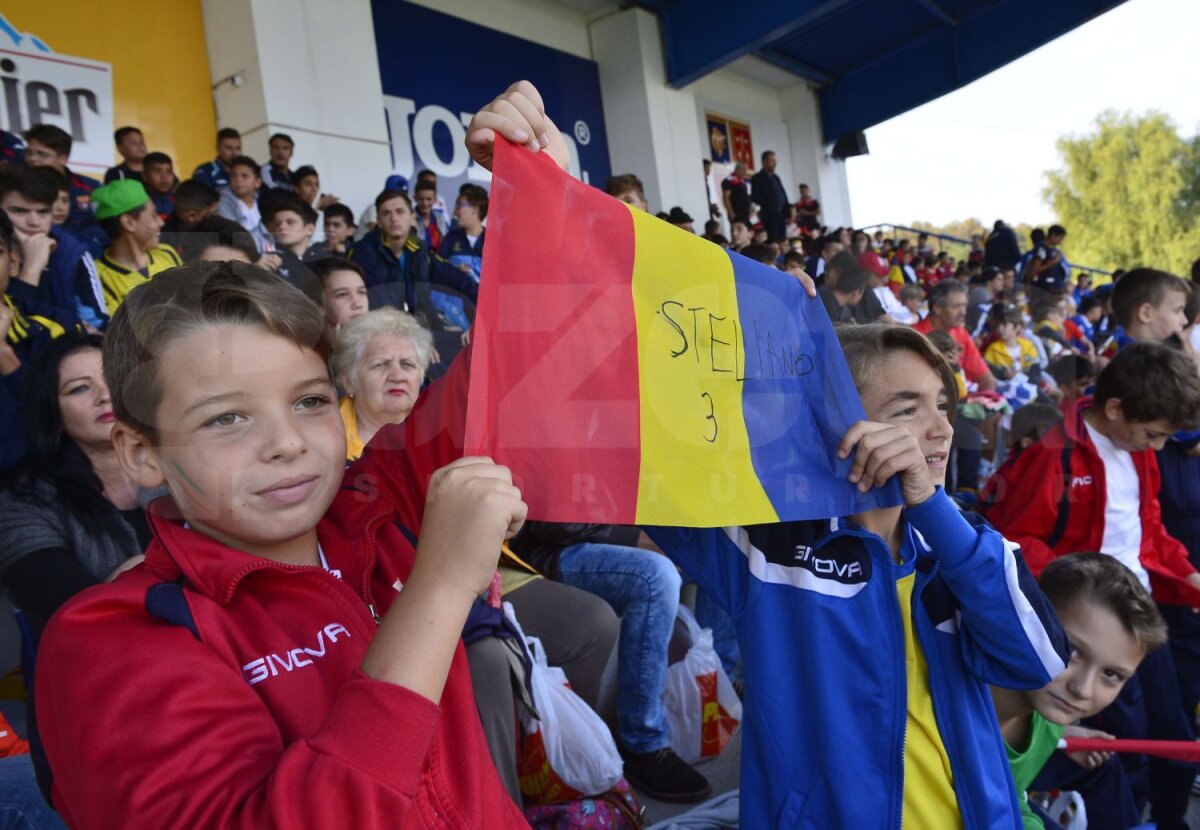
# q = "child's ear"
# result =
<box><xmin>1102</xmin><ymin>397</ymin><xmax>1125</xmax><ymax>423</ymax></box>
<box><xmin>112</xmin><ymin>422</ymin><xmax>166</xmax><ymax>490</ymax></box>
<box><xmin>1136</xmin><ymin>302</ymin><xmax>1154</xmax><ymax>325</ymax></box>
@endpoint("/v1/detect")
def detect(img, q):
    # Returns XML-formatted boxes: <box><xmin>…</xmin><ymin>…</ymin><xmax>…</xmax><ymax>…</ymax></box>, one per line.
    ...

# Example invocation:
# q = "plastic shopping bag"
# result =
<box><xmin>662</xmin><ymin>606</ymin><xmax>742</xmax><ymax>763</ymax></box>
<box><xmin>505</xmin><ymin>603</ymin><xmax>624</xmax><ymax>804</ymax></box>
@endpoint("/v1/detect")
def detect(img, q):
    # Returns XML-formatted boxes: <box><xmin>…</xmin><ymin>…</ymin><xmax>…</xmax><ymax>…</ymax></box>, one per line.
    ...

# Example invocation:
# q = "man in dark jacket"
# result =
<box><xmin>984</xmin><ymin>219</ymin><xmax>1021</xmax><ymax>269</ymax></box>
<box><xmin>750</xmin><ymin>150</ymin><xmax>790</xmax><ymax>242</ymax></box>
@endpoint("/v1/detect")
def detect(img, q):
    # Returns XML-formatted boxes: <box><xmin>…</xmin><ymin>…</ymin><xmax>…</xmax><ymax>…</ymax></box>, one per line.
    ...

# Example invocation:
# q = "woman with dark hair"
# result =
<box><xmin>0</xmin><ymin>332</ymin><xmax>149</xmax><ymax>638</ymax></box>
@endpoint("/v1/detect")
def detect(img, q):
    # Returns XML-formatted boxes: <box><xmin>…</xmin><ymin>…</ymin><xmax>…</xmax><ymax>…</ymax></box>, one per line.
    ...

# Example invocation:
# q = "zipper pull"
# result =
<box><xmin>367</xmin><ymin>603</ymin><xmax>382</xmax><ymax>625</ymax></box>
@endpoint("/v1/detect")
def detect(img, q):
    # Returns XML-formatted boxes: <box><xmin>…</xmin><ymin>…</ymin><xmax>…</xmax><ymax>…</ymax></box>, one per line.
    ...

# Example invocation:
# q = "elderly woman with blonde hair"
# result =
<box><xmin>332</xmin><ymin>307</ymin><xmax>434</xmax><ymax>461</ymax></box>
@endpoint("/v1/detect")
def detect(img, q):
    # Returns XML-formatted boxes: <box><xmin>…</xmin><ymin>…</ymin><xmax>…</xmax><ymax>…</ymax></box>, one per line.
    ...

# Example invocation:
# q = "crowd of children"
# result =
<box><xmin>0</xmin><ymin>81</ymin><xmax>1198</xmax><ymax>830</ymax></box>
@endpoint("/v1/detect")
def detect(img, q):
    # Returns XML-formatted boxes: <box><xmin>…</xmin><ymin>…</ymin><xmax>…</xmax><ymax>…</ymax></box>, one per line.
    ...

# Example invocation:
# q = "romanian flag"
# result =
<box><xmin>465</xmin><ymin>140</ymin><xmax>898</xmax><ymax>526</ymax></box>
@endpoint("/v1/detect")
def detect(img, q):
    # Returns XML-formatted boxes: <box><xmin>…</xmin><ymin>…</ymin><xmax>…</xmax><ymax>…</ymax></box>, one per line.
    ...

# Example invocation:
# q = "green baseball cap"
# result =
<box><xmin>92</xmin><ymin>179</ymin><xmax>150</xmax><ymax>220</ymax></box>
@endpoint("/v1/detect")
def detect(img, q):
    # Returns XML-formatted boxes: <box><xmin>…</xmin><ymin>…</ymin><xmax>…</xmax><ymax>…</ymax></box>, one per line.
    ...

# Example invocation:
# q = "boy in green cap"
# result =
<box><xmin>92</xmin><ymin>179</ymin><xmax>181</xmax><ymax>320</ymax></box>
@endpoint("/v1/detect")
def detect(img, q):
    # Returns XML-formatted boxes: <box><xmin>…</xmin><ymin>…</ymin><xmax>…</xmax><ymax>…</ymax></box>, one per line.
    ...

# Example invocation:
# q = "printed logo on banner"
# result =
<box><xmin>0</xmin><ymin>13</ymin><xmax>113</xmax><ymax>173</ymax></box>
<box><xmin>371</xmin><ymin>1</ymin><xmax>611</xmax><ymax>198</ymax></box>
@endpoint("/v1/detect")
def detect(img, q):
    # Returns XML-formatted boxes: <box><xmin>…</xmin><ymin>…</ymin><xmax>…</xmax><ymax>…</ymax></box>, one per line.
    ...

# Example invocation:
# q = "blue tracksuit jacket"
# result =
<box><xmin>648</xmin><ymin>488</ymin><xmax>1069</xmax><ymax>829</ymax></box>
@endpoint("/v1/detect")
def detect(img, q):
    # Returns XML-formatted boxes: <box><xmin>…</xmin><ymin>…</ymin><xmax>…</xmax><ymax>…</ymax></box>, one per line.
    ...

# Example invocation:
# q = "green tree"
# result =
<box><xmin>1043</xmin><ymin>111</ymin><xmax>1200</xmax><ymax>275</ymax></box>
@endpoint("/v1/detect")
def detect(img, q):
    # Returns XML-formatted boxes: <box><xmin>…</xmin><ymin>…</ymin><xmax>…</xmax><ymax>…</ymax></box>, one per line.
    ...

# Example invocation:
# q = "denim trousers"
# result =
<box><xmin>0</xmin><ymin>755</ymin><xmax>65</xmax><ymax>830</ymax></box>
<box><xmin>558</xmin><ymin>542</ymin><xmax>682</xmax><ymax>753</ymax></box>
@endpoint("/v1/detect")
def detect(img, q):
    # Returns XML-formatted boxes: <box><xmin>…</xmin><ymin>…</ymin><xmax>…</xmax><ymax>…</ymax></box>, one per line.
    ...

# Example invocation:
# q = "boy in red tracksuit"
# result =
<box><xmin>982</xmin><ymin>342</ymin><xmax>1200</xmax><ymax>830</ymax></box>
<box><xmin>34</xmin><ymin>82</ymin><xmax>566</xmax><ymax>830</ymax></box>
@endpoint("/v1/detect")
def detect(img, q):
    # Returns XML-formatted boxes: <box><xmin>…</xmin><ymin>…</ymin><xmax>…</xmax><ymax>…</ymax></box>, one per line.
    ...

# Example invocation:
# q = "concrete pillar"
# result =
<box><xmin>590</xmin><ymin>8</ymin><xmax>709</xmax><ymax>224</ymax></box>
<box><xmin>201</xmin><ymin>0</ymin><xmax>391</xmax><ymax>217</ymax></box>
<box><xmin>779</xmin><ymin>81</ymin><xmax>852</xmax><ymax>228</ymax></box>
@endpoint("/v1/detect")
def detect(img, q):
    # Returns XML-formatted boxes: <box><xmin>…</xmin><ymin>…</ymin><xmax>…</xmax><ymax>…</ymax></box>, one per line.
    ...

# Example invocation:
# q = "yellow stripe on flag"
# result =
<box><xmin>628</xmin><ymin>206</ymin><xmax>778</xmax><ymax>525</ymax></box>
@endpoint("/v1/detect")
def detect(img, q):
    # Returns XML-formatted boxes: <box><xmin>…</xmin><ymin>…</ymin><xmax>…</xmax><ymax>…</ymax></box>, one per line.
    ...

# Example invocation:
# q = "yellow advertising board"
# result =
<box><xmin>2</xmin><ymin>3</ymin><xmax>215</xmax><ymax>176</ymax></box>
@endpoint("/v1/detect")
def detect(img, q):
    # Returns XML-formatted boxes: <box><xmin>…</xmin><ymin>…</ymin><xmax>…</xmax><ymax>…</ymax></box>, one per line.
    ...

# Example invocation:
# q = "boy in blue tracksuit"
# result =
<box><xmin>648</xmin><ymin>324</ymin><xmax>1069</xmax><ymax>829</ymax></box>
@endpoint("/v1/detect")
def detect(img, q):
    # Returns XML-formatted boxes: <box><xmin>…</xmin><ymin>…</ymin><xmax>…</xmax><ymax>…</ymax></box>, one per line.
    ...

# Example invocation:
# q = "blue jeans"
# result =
<box><xmin>0</xmin><ymin>755</ymin><xmax>65</xmax><ymax>830</ymax></box>
<box><xmin>558</xmin><ymin>543</ymin><xmax>681</xmax><ymax>753</ymax></box>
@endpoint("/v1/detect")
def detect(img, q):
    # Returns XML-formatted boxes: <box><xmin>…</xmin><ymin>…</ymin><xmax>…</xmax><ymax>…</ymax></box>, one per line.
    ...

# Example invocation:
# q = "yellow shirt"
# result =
<box><xmin>339</xmin><ymin>396</ymin><xmax>365</xmax><ymax>462</ymax></box>
<box><xmin>898</xmin><ymin>571</ymin><xmax>963</xmax><ymax>829</ymax></box>
<box><xmin>95</xmin><ymin>245</ymin><xmax>182</xmax><ymax>315</ymax></box>
<box><xmin>983</xmin><ymin>337</ymin><xmax>1039</xmax><ymax>373</ymax></box>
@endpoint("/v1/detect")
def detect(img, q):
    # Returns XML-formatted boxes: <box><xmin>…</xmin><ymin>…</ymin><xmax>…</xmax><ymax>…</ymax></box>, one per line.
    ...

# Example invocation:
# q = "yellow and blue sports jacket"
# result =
<box><xmin>648</xmin><ymin>487</ymin><xmax>1069</xmax><ymax>830</ymax></box>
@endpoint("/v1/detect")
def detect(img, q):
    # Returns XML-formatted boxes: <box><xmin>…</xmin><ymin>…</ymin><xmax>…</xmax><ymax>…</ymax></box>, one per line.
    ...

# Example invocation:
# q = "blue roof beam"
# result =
<box><xmin>912</xmin><ymin>0</ymin><xmax>957</xmax><ymax>27</ymax></box>
<box><xmin>657</xmin><ymin>0</ymin><xmax>856</xmax><ymax>88</ymax></box>
<box><xmin>755</xmin><ymin>48</ymin><xmax>834</xmax><ymax>86</ymax></box>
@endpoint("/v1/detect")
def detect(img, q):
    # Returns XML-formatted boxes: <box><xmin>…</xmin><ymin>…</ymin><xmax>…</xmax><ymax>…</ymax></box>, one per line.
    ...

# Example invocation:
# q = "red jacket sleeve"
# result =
<box><xmin>959</xmin><ymin>336</ymin><xmax>990</xmax><ymax>384</ymax></box>
<box><xmin>981</xmin><ymin>443</ymin><xmax>1065</xmax><ymax>576</ymax></box>
<box><xmin>36</xmin><ymin>597</ymin><xmax>442</xmax><ymax>829</ymax></box>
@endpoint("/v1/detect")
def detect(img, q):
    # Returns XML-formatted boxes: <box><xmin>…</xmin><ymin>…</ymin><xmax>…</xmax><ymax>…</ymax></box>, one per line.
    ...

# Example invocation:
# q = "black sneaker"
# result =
<box><xmin>619</xmin><ymin>745</ymin><xmax>712</xmax><ymax>803</ymax></box>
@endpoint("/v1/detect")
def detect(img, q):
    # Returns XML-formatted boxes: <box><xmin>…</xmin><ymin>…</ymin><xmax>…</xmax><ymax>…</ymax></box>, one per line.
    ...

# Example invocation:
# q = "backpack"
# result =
<box><xmin>523</xmin><ymin>777</ymin><xmax>644</xmax><ymax>829</ymax></box>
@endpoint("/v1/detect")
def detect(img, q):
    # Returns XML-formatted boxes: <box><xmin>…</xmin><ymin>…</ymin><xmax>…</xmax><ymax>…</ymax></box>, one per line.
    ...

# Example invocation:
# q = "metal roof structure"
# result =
<box><xmin>635</xmin><ymin>0</ymin><xmax>1129</xmax><ymax>142</ymax></box>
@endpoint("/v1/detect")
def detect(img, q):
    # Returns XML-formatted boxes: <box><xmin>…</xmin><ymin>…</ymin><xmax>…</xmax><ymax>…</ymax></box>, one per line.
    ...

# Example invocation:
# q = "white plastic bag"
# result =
<box><xmin>662</xmin><ymin>606</ymin><xmax>743</xmax><ymax>763</ymax></box>
<box><xmin>504</xmin><ymin>602</ymin><xmax>624</xmax><ymax>802</ymax></box>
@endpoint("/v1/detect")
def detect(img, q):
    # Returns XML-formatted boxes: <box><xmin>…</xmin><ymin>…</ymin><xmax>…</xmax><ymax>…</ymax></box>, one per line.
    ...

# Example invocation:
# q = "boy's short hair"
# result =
<box><xmin>0</xmin><ymin>165</ymin><xmax>56</xmax><ymax>208</ymax></box>
<box><xmin>374</xmin><ymin>188</ymin><xmax>411</xmax><ymax>212</ymax></box>
<box><xmin>1094</xmin><ymin>341</ymin><xmax>1200</xmax><ymax>429</ymax></box>
<box><xmin>1040</xmin><ymin>552</ymin><xmax>1167</xmax><ymax>653</ymax></box>
<box><xmin>292</xmin><ymin>165</ymin><xmax>318</xmax><ymax>185</ymax></box>
<box><xmin>216</xmin><ymin>127</ymin><xmax>241</xmax><ymax>142</ymax></box>
<box><xmin>0</xmin><ymin>208</ymin><xmax>13</xmax><ymax>251</ymax></box>
<box><xmin>263</xmin><ymin>194</ymin><xmax>318</xmax><ymax>227</ymax></box>
<box><xmin>113</xmin><ymin>126</ymin><xmax>142</xmax><ymax>145</ymax></box>
<box><xmin>1111</xmin><ymin>268</ymin><xmax>1188</xmax><ymax>328</ymax></box>
<box><xmin>177</xmin><ymin>215</ymin><xmax>260</xmax><ymax>264</ymax></box>
<box><xmin>926</xmin><ymin>330</ymin><xmax>957</xmax><ymax>355</ymax></box>
<box><xmin>899</xmin><ymin>284</ymin><xmax>925</xmax><ymax>303</ymax></box>
<box><xmin>228</xmin><ymin>155</ymin><xmax>260</xmax><ymax>176</ymax></box>
<box><xmin>1048</xmin><ymin>353</ymin><xmax>1095</xmax><ymax>388</ymax></box>
<box><xmin>605</xmin><ymin>173</ymin><xmax>645</xmax><ymax>202</ymax></box>
<box><xmin>103</xmin><ymin>261</ymin><xmax>326</xmax><ymax>441</ymax></box>
<box><xmin>838</xmin><ymin>324</ymin><xmax>958</xmax><ymax>420</ymax></box>
<box><xmin>323</xmin><ymin>203</ymin><xmax>354</xmax><ymax>226</ymax></box>
<box><xmin>416</xmin><ymin>169</ymin><xmax>436</xmax><ymax>184</ymax></box>
<box><xmin>834</xmin><ymin>266</ymin><xmax>868</xmax><ymax>296</ymax></box>
<box><xmin>1077</xmin><ymin>296</ymin><xmax>1100</xmax><ymax>315</ymax></box>
<box><xmin>143</xmin><ymin>151</ymin><xmax>172</xmax><ymax>168</ymax></box>
<box><xmin>456</xmin><ymin>186</ymin><xmax>488</xmax><ymax>220</ymax></box>
<box><xmin>268</xmin><ymin>132</ymin><xmax>294</xmax><ymax>147</ymax></box>
<box><xmin>1048</xmin><ymin>224</ymin><xmax>1067</xmax><ymax>238</ymax></box>
<box><xmin>414</xmin><ymin>180</ymin><xmax>436</xmax><ymax>195</ymax></box>
<box><xmin>23</xmin><ymin>124</ymin><xmax>72</xmax><ymax>156</ymax></box>
<box><xmin>1031</xmin><ymin>299</ymin><xmax>1062</xmax><ymax>322</ymax></box>
<box><xmin>997</xmin><ymin>306</ymin><xmax>1025</xmax><ymax>328</ymax></box>
<box><xmin>781</xmin><ymin>251</ymin><xmax>806</xmax><ymax>270</ymax></box>
<box><xmin>173</xmin><ymin>179</ymin><xmax>220</xmax><ymax>215</ymax></box>
<box><xmin>309</xmin><ymin>256</ymin><xmax>364</xmax><ymax>288</ymax></box>
<box><xmin>730</xmin><ymin>218</ymin><xmax>750</xmax><ymax>232</ymax></box>
<box><xmin>31</xmin><ymin>166</ymin><xmax>69</xmax><ymax>196</ymax></box>
<box><xmin>740</xmin><ymin>244</ymin><xmax>777</xmax><ymax>266</ymax></box>
<box><xmin>1009</xmin><ymin>403</ymin><xmax>1062</xmax><ymax>449</ymax></box>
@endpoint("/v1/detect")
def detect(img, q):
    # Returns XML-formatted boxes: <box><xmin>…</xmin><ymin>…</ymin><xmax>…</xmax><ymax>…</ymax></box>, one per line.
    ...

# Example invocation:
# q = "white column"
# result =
<box><xmin>201</xmin><ymin>0</ymin><xmax>392</xmax><ymax>218</ymax></box>
<box><xmin>590</xmin><ymin>8</ymin><xmax>709</xmax><ymax>225</ymax></box>
<box><xmin>779</xmin><ymin>81</ymin><xmax>852</xmax><ymax>228</ymax></box>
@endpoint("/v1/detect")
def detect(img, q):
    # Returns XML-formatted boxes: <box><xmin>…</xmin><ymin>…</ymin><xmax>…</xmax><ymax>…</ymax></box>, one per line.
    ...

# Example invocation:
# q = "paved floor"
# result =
<box><xmin>636</xmin><ymin>729</ymin><xmax>1200</xmax><ymax>828</ymax></box>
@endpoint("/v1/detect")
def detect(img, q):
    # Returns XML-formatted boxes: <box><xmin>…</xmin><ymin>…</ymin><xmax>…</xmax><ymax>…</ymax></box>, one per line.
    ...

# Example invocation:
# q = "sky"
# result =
<box><xmin>844</xmin><ymin>0</ymin><xmax>1200</xmax><ymax>229</ymax></box>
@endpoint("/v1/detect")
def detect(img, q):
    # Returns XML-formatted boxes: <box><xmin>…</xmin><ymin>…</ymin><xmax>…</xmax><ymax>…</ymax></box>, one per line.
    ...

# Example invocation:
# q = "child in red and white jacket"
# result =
<box><xmin>33</xmin><ymin>83</ymin><xmax>562</xmax><ymax>830</ymax></box>
<box><xmin>982</xmin><ymin>341</ymin><xmax>1200</xmax><ymax>830</ymax></box>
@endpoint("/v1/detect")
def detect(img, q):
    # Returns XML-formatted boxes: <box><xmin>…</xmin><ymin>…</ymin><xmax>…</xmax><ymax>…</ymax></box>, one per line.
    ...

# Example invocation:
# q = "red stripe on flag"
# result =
<box><xmin>466</xmin><ymin>141</ymin><xmax>640</xmax><ymax>522</ymax></box>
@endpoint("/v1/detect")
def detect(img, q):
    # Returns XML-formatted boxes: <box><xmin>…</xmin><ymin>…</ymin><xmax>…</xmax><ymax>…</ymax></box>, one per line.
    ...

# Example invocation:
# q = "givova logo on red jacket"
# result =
<box><xmin>242</xmin><ymin>623</ymin><xmax>351</xmax><ymax>686</ymax></box>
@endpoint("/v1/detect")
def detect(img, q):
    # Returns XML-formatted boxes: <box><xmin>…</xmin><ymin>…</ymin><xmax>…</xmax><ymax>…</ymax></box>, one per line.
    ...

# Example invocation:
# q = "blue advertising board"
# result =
<box><xmin>370</xmin><ymin>1</ymin><xmax>611</xmax><ymax>197</ymax></box>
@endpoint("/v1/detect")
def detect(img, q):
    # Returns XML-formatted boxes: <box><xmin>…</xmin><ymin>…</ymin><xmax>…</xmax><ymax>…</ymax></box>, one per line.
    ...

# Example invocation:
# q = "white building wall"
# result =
<box><xmin>202</xmin><ymin>0</ymin><xmax>852</xmax><ymax>231</ymax></box>
<box><xmin>202</xmin><ymin>0</ymin><xmax>392</xmax><ymax>219</ymax></box>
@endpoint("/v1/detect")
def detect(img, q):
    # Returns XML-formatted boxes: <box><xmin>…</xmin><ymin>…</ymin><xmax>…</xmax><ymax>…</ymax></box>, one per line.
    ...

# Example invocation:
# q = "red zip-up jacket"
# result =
<box><xmin>35</xmin><ymin>349</ymin><xmax>530</xmax><ymax>829</ymax></box>
<box><xmin>982</xmin><ymin>397</ymin><xmax>1200</xmax><ymax>608</ymax></box>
